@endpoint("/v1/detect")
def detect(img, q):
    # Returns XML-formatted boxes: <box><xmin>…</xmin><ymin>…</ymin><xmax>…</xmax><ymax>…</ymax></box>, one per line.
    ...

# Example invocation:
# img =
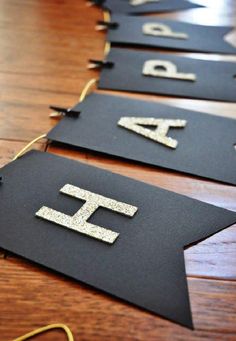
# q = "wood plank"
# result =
<box><xmin>0</xmin><ymin>93</ymin><xmax>75</xmax><ymax>141</ymax></box>
<box><xmin>0</xmin><ymin>0</ymin><xmax>101</xmax><ymax>140</ymax></box>
<box><xmin>0</xmin><ymin>257</ymin><xmax>236</xmax><ymax>341</ymax></box>
<box><xmin>0</xmin><ymin>139</ymin><xmax>44</xmax><ymax>168</ymax></box>
<box><xmin>0</xmin><ymin>0</ymin><xmax>235</xmax><ymax>141</ymax></box>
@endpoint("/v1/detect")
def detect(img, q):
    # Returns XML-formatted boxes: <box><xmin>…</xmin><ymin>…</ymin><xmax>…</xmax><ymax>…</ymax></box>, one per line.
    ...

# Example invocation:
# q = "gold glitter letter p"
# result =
<box><xmin>130</xmin><ymin>0</ymin><xmax>160</xmax><ymax>6</ymax></box>
<box><xmin>142</xmin><ymin>23</ymin><xmax>188</xmax><ymax>40</ymax></box>
<box><xmin>142</xmin><ymin>60</ymin><xmax>196</xmax><ymax>81</ymax></box>
<box><xmin>36</xmin><ymin>185</ymin><xmax>138</xmax><ymax>244</ymax></box>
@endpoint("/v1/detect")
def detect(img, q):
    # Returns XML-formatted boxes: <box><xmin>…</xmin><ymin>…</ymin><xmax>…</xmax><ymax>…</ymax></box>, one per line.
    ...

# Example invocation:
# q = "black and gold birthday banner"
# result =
<box><xmin>1</xmin><ymin>0</ymin><xmax>236</xmax><ymax>331</ymax></box>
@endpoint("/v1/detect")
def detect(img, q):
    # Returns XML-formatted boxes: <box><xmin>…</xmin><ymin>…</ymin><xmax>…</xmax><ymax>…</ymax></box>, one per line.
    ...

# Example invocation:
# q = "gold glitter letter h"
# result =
<box><xmin>36</xmin><ymin>184</ymin><xmax>138</xmax><ymax>244</ymax></box>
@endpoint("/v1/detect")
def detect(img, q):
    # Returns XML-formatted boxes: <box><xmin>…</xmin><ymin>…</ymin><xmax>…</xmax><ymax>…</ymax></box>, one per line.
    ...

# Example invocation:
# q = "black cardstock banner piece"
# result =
<box><xmin>1</xmin><ymin>150</ymin><xmax>236</xmax><ymax>328</ymax></box>
<box><xmin>47</xmin><ymin>93</ymin><xmax>236</xmax><ymax>185</ymax></box>
<box><xmin>99</xmin><ymin>0</ymin><xmax>203</xmax><ymax>15</ymax></box>
<box><xmin>106</xmin><ymin>15</ymin><xmax>236</xmax><ymax>54</ymax></box>
<box><xmin>98</xmin><ymin>48</ymin><xmax>236</xmax><ymax>102</ymax></box>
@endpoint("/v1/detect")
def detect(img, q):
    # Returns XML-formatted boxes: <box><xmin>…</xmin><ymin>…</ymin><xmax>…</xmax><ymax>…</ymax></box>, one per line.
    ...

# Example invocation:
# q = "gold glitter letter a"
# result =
<box><xmin>36</xmin><ymin>185</ymin><xmax>138</xmax><ymax>244</ymax></box>
<box><xmin>118</xmin><ymin>117</ymin><xmax>187</xmax><ymax>149</ymax></box>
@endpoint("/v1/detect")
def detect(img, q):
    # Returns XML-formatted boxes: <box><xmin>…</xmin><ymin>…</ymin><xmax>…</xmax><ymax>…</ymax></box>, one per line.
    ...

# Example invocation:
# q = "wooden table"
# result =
<box><xmin>0</xmin><ymin>0</ymin><xmax>236</xmax><ymax>340</ymax></box>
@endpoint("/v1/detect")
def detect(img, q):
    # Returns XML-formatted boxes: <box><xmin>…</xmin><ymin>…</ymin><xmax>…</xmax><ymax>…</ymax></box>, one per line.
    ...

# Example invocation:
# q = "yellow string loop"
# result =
<box><xmin>79</xmin><ymin>78</ymin><xmax>97</xmax><ymax>102</ymax></box>
<box><xmin>103</xmin><ymin>11</ymin><xmax>111</xmax><ymax>56</ymax></box>
<box><xmin>12</xmin><ymin>323</ymin><xmax>74</xmax><ymax>341</ymax></box>
<box><xmin>12</xmin><ymin>134</ymin><xmax>47</xmax><ymax>161</ymax></box>
<box><xmin>104</xmin><ymin>41</ymin><xmax>111</xmax><ymax>56</ymax></box>
<box><xmin>103</xmin><ymin>11</ymin><xmax>110</xmax><ymax>23</ymax></box>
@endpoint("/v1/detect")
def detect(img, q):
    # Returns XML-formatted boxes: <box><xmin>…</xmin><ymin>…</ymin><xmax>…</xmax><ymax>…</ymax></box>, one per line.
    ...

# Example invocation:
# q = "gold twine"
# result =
<box><xmin>12</xmin><ymin>134</ymin><xmax>47</xmax><ymax>161</ymax></box>
<box><xmin>12</xmin><ymin>323</ymin><xmax>74</xmax><ymax>341</ymax></box>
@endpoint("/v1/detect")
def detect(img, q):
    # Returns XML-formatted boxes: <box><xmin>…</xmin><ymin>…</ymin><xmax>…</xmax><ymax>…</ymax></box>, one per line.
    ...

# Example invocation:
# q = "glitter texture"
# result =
<box><xmin>36</xmin><ymin>184</ymin><xmax>138</xmax><ymax>244</ymax></box>
<box><xmin>142</xmin><ymin>60</ymin><xmax>196</xmax><ymax>81</ymax></box>
<box><xmin>142</xmin><ymin>23</ymin><xmax>188</xmax><ymax>40</ymax></box>
<box><xmin>130</xmin><ymin>0</ymin><xmax>161</xmax><ymax>6</ymax></box>
<box><xmin>118</xmin><ymin>117</ymin><xmax>187</xmax><ymax>149</ymax></box>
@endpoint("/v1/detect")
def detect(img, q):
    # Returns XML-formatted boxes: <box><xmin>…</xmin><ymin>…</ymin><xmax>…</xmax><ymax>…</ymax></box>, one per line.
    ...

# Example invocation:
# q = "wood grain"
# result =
<box><xmin>1</xmin><ymin>258</ymin><xmax>236</xmax><ymax>341</ymax></box>
<box><xmin>0</xmin><ymin>0</ymin><xmax>236</xmax><ymax>340</ymax></box>
<box><xmin>0</xmin><ymin>140</ymin><xmax>44</xmax><ymax>168</ymax></box>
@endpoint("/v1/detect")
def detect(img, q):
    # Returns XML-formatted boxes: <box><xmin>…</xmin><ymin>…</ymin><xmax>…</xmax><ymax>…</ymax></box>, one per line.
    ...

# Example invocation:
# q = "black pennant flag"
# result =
<box><xmin>105</xmin><ymin>15</ymin><xmax>236</xmax><ymax>54</ymax></box>
<box><xmin>98</xmin><ymin>48</ymin><xmax>236</xmax><ymax>102</ymax></box>
<box><xmin>0</xmin><ymin>150</ymin><xmax>236</xmax><ymax>328</ymax></box>
<box><xmin>47</xmin><ymin>93</ymin><xmax>236</xmax><ymax>185</ymax></box>
<box><xmin>98</xmin><ymin>0</ymin><xmax>203</xmax><ymax>15</ymax></box>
